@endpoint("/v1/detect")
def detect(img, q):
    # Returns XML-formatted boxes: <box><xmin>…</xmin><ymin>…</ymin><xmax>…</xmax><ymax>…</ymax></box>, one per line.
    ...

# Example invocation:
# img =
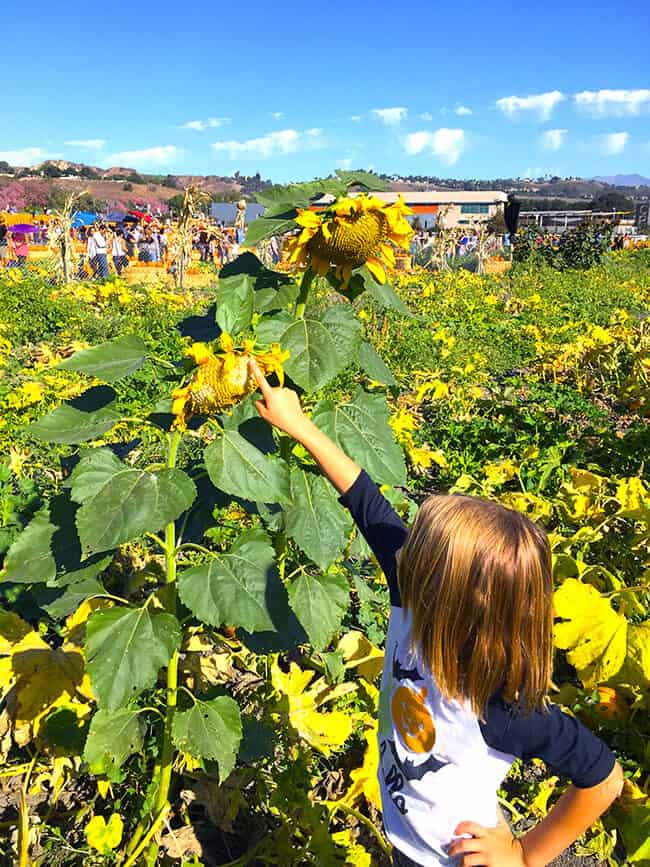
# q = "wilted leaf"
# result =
<box><xmin>554</xmin><ymin>579</ymin><xmax>628</xmax><ymax>687</ymax></box>
<box><xmin>85</xmin><ymin>813</ymin><xmax>123</xmax><ymax>854</ymax></box>
<box><xmin>336</xmin><ymin>631</ymin><xmax>384</xmax><ymax>681</ymax></box>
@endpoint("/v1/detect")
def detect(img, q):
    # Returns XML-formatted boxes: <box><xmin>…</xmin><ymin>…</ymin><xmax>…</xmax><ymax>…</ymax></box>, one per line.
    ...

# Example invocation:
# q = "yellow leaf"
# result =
<box><xmin>85</xmin><ymin>813</ymin><xmax>123</xmax><ymax>854</ymax></box>
<box><xmin>554</xmin><ymin>579</ymin><xmax>628</xmax><ymax>687</ymax></box>
<box><xmin>64</xmin><ymin>598</ymin><xmax>113</xmax><ymax>647</ymax></box>
<box><xmin>331</xmin><ymin>830</ymin><xmax>372</xmax><ymax>866</ymax></box>
<box><xmin>530</xmin><ymin>776</ymin><xmax>559</xmax><ymax>817</ymax></box>
<box><xmin>483</xmin><ymin>458</ymin><xmax>518</xmax><ymax>487</ymax></box>
<box><xmin>336</xmin><ymin>631</ymin><xmax>384</xmax><ymax>682</ymax></box>
<box><xmin>341</xmin><ymin>721</ymin><xmax>381</xmax><ymax>810</ymax></box>
<box><xmin>616</xmin><ymin>477</ymin><xmax>650</xmax><ymax>518</ymax></box>
<box><xmin>271</xmin><ymin>661</ymin><xmax>353</xmax><ymax>756</ymax></box>
<box><xmin>97</xmin><ymin>779</ymin><xmax>112</xmax><ymax>799</ymax></box>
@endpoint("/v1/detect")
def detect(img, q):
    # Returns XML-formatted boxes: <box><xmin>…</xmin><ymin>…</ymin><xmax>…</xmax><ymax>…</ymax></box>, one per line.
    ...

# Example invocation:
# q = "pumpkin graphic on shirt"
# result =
<box><xmin>391</xmin><ymin>684</ymin><xmax>436</xmax><ymax>753</ymax></box>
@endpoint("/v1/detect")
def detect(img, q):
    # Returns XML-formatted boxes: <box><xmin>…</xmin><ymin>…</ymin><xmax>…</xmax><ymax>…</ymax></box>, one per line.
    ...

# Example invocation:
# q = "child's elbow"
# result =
<box><xmin>598</xmin><ymin>761</ymin><xmax>624</xmax><ymax>807</ymax></box>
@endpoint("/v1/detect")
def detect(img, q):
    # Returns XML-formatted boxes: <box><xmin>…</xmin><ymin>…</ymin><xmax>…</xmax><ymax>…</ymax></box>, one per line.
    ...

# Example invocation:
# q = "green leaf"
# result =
<box><xmin>204</xmin><ymin>430</ymin><xmax>290</xmax><ymax>504</ymax></box>
<box><xmin>244</xmin><ymin>216</ymin><xmax>296</xmax><ymax>247</ymax></box>
<box><xmin>288</xmin><ymin>571</ymin><xmax>349</xmax><ymax>650</ymax></box>
<box><xmin>178</xmin><ymin>528</ymin><xmax>285</xmax><ymax>633</ymax></box>
<box><xmin>74</xmin><ymin>465</ymin><xmax>196</xmax><ymax>556</ymax></box>
<box><xmin>358</xmin><ymin>341</ymin><xmax>398</xmax><ymax>386</ymax></box>
<box><xmin>320</xmin><ymin>304</ymin><xmax>363</xmax><ymax>370</ymax></box>
<box><xmin>256</xmin><ymin>311</ymin><xmax>292</xmax><ymax>344</ymax></box>
<box><xmin>58</xmin><ymin>335</ymin><xmax>147</xmax><ymax>382</ymax></box>
<box><xmin>351</xmin><ymin>266</ymin><xmax>411</xmax><ymax>315</ymax></box>
<box><xmin>215</xmin><ymin>274</ymin><xmax>254</xmax><ymax>335</ymax></box>
<box><xmin>312</xmin><ymin>389</ymin><xmax>406</xmax><ymax>485</ymax></box>
<box><xmin>68</xmin><ymin>449</ymin><xmax>125</xmax><ymax>502</ymax></box>
<box><xmin>172</xmin><ymin>695</ymin><xmax>242</xmax><ymax>782</ymax></box>
<box><xmin>219</xmin><ymin>253</ymin><xmax>298</xmax><ymax>313</ymax></box>
<box><xmin>2</xmin><ymin>509</ymin><xmax>56</xmax><ymax>584</ymax></box>
<box><xmin>44</xmin><ymin>577</ymin><xmax>106</xmax><ymax>619</ymax></box>
<box><xmin>334</xmin><ymin>169</ymin><xmax>387</xmax><ymax>191</ymax></box>
<box><xmin>41</xmin><ymin>707</ymin><xmax>87</xmax><ymax>754</ymax></box>
<box><xmin>85</xmin><ymin>607</ymin><xmax>181</xmax><ymax>710</ymax></box>
<box><xmin>84</xmin><ymin>708</ymin><xmax>144</xmax><ymax>773</ymax></box>
<box><xmin>280</xmin><ymin>318</ymin><xmax>340</xmax><ymax>392</ymax></box>
<box><xmin>284</xmin><ymin>469</ymin><xmax>351</xmax><ymax>570</ymax></box>
<box><xmin>27</xmin><ymin>386</ymin><xmax>120</xmax><ymax>444</ymax></box>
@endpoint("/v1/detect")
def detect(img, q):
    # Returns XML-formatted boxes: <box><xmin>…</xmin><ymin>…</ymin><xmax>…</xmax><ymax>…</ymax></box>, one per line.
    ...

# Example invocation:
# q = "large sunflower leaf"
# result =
<box><xmin>84</xmin><ymin>708</ymin><xmax>144</xmax><ymax>773</ymax></box>
<box><xmin>350</xmin><ymin>266</ymin><xmax>411</xmax><ymax>315</ymax></box>
<box><xmin>204</xmin><ymin>430</ymin><xmax>290</xmax><ymax>504</ymax></box>
<box><xmin>244</xmin><ymin>216</ymin><xmax>297</xmax><ymax>247</ymax></box>
<box><xmin>2</xmin><ymin>509</ymin><xmax>56</xmax><ymax>585</ymax></box>
<box><xmin>58</xmin><ymin>335</ymin><xmax>147</xmax><ymax>382</ymax></box>
<box><xmin>320</xmin><ymin>305</ymin><xmax>363</xmax><ymax>371</ymax></box>
<box><xmin>172</xmin><ymin>696</ymin><xmax>242</xmax><ymax>782</ymax></box>
<box><xmin>85</xmin><ymin>607</ymin><xmax>181</xmax><ymax>710</ymax></box>
<box><xmin>312</xmin><ymin>389</ymin><xmax>406</xmax><ymax>485</ymax></box>
<box><xmin>74</xmin><ymin>464</ymin><xmax>196</xmax><ymax>557</ymax></box>
<box><xmin>215</xmin><ymin>274</ymin><xmax>254</xmax><ymax>336</ymax></box>
<box><xmin>178</xmin><ymin>528</ymin><xmax>285</xmax><ymax>633</ymax></box>
<box><xmin>358</xmin><ymin>341</ymin><xmax>398</xmax><ymax>386</ymax></box>
<box><xmin>280</xmin><ymin>318</ymin><xmax>340</xmax><ymax>392</ymax></box>
<box><xmin>288</xmin><ymin>571</ymin><xmax>349</xmax><ymax>651</ymax></box>
<box><xmin>553</xmin><ymin>579</ymin><xmax>628</xmax><ymax>687</ymax></box>
<box><xmin>284</xmin><ymin>469</ymin><xmax>351</xmax><ymax>570</ymax></box>
<box><xmin>27</xmin><ymin>386</ymin><xmax>120</xmax><ymax>444</ymax></box>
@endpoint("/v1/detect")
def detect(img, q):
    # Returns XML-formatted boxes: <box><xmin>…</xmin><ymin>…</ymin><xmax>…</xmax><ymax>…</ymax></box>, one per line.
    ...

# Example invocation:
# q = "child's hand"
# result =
<box><xmin>249</xmin><ymin>360</ymin><xmax>311</xmax><ymax>441</ymax></box>
<box><xmin>448</xmin><ymin>813</ymin><xmax>528</xmax><ymax>866</ymax></box>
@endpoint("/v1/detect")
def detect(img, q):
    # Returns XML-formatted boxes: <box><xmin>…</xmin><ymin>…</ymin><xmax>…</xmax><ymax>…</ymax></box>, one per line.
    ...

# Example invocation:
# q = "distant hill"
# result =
<box><xmin>594</xmin><ymin>174</ymin><xmax>650</xmax><ymax>187</ymax></box>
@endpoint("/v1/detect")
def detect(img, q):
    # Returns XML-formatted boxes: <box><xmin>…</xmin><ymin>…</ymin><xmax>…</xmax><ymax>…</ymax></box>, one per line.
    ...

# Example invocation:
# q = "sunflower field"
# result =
<box><xmin>0</xmin><ymin>172</ymin><xmax>649</xmax><ymax>867</ymax></box>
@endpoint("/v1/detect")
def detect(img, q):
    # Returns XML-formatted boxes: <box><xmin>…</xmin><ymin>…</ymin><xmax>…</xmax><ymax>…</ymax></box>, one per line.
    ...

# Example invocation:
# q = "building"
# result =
<box><xmin>368</xmin><ymin>191</ymin><xmax>508</xmax><ymax>229</ymax></box>
<box><xmin>313</xmin><ymin>190</ymin><xmax>508</xmax><ymax>229</ymax></box>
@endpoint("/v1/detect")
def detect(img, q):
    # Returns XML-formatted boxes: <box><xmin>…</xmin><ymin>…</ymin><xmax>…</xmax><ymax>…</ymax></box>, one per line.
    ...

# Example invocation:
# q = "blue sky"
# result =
<box><xmin>2</xmin><ymin>0</ymin><xmax>649</xmax><ymax>182</ymax></box>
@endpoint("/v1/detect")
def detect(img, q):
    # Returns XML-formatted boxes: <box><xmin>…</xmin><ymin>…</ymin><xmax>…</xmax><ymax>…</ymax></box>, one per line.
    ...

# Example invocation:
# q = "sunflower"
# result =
<box><xmin>171</xmin><ymin>333</ymin><xmax>289</xmax><ymax>430</ymax></box>
<box><xmin>284</xmin><ymin>194</ymin><xmax>414</xmax><ymax>287</ymax></box>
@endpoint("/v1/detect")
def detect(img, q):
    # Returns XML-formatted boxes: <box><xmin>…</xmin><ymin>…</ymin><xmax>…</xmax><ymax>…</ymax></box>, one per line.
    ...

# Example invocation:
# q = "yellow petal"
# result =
<box><xmin>219</xmin><ymin>333</ymin><xmax>234</xmax><ymax>353</ymax></box>
<box><xmin>366</xmin><ymin>257</ymin><xmax>387</xmax><ymax>284</ymax></box>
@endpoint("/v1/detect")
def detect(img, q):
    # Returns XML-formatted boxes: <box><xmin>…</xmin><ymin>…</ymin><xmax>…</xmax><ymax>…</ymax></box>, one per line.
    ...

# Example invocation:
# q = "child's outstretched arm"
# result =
<box><xmin>249</xmin><ymin>360</ymin><xmax>360</xmax><ymax>494</ymax></box>
<box><xmin>449</xmin><ymin>760</ymin><xmax>624</xmax><ymax>866</ymax></box>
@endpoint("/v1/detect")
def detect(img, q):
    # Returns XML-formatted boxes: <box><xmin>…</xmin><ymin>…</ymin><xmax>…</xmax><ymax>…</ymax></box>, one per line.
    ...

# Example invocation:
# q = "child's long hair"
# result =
<box><xmin>397</xmin><ymin>494</ymin><xmax>553</xmax><ymax>716</ymax></box>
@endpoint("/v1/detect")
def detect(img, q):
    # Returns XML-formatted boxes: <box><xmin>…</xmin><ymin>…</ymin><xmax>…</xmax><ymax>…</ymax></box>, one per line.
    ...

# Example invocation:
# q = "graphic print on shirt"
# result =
<box><xmin>379</xmin><ymin>643</ymin><xmax>450</xmax><ymax>815</ymax></box>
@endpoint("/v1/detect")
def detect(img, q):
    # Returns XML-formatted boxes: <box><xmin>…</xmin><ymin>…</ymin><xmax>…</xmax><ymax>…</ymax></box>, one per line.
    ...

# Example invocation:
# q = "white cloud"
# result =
<box><xmin>496</xmin><ymin>90</ymin><xmax>565</xmax><ymax>121</ymax></box>
<box><xmin>65</xmin><ymin>138</ymin><xmax>106</xmax><ymax>149</ymax></box>
<box><xmin>575</xmin><ymin>89</ymin><xmax>650</xmax><ymax>117</ymax></box>
<box><xmin>419</xmin><ymin>111</ymin><xmax>433</xmax><ymax>121</ymax></box>
<box><xmin>372</xmin><ymin>107</ymin><xmax>408</xmax><ymax>125</ymax></box>
<box><xmin>181</xmin><ymin>118</ymin><xmax>229</xmax><ymax>131</ymax></box>
<box><xmin>270</xmin><ymin>112</ymin><xmax>284</xmax><ymax>120</ymax></box>
<box><xmin>541</xmin><ymin>128</ymin><xmax>567</xmax><ymax>151</ymax></box>
<box><xmin>104</xmin><ymin>145</ymin><xmax>180</xmax><ymax>167</ymax></box>
<box><xmin>0</xmin><ymin>147</ymin><xmax>50</xmax><ymax>166</ymax></box>
<box><xmin>454</xmin><ymin>105</ymin><xmax>472</xmax><ymax>116</ymax></box>
<box><xmin>350</xmin><ymin>115</ymin><xmax>362</xmax><ymax>123</ymax></box>
<box><xmin>403</xmin><ymin>128</ymin><xmax>465</xmax><ymax>165</ymax></box>
<box><xmin>212</xmin><ymin>128</ymin><xmax>323</xmax><ymax>159</ymax></box>
<box><xmin>600</xmin><ymin>132</ymin><xmax>629</xmax><ymax>155</ymax></box>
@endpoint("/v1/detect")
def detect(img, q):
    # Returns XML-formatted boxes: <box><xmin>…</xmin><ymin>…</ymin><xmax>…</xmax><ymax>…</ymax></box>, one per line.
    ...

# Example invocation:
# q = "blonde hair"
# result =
<box><xmin>397</xmin><ymin>494</ymin><xmax>553</xmax><ymax>716</ymax></box>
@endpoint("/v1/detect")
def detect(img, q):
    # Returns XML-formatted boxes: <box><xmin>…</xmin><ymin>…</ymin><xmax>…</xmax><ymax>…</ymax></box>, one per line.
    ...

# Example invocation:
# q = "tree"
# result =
<box><xmin>592</xmin><ymin>191</ymin><xmax>634</xmax><ymax>213</ymax></box>
<box><xmin>167</xmin><ymin>193</ymin><xmax>185</xmax><ymax>213</ymax></box>
<box><xmin>0</xmin><ymin>160</ymin><xmax>13</xmax><ymax>174</ymax></box>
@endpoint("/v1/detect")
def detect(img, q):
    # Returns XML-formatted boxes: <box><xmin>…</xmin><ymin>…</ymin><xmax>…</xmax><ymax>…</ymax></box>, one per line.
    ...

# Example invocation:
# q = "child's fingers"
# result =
<box><xmin>254</xmin><ymin>399</ymin><xmax>271</xmax><ymax>421</ymax></box>
<box><xmin>453</xmin><ymin>822</ymin><xmax>486</xmax><ymax>838</ymax></box>
<box><xmin>248</xmin><ymin>359</ymin><xmax>272</xmax><ymax>400</ymax></box>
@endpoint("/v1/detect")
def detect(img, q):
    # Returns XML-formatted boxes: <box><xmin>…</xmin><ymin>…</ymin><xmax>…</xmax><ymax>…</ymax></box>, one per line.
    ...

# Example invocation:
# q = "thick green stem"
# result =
<box><xmin>294</xmin><ymin>269</ymin><xmax>314</xmax><ymax>319</ymax></box>
<box><xmin>140</xmin><ymin>431</ymin><xmax>182</xmax><ymax>865</ymax></box>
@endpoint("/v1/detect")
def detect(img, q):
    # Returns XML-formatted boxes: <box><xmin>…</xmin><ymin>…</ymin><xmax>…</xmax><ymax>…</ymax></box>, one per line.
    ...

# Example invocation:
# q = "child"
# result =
<box><xmin>249</xmin><ymin>361</ymin><xmax>623</xmax><ymax>867</ymax></box>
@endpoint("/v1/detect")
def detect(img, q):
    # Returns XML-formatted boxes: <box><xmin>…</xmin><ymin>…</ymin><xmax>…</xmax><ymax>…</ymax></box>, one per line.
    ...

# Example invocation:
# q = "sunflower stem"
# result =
<box><xmin>294</xmin><ymin>269</ymin><xmax>314</xmax><ymax>319</ymax></box>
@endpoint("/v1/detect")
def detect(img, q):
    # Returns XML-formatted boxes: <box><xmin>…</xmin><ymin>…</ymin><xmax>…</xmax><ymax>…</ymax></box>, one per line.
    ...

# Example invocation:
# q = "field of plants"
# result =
<box><xmin>0</xmin><ymin>174</ymin><xmax>649</xmax><ymax>867</ymax></box>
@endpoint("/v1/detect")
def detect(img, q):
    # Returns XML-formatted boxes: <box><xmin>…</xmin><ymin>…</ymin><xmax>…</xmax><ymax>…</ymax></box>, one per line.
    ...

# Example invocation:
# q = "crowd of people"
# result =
<box><xmin>0</xmin><ymin>213</ymin><xmax>246</xmax><ymax>278</ymax></box>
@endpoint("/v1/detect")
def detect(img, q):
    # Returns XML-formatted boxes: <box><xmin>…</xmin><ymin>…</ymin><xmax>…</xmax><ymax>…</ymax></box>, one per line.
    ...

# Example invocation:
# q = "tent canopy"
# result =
<box><xmin>106</xmin><ymin>210</ymin><xmax>126</xmax><ymax>223</ymax></box>
<box><xmin>71</xmin><ymin>211</ymin><xmax>98</xmax><ymax>228</ymax></box>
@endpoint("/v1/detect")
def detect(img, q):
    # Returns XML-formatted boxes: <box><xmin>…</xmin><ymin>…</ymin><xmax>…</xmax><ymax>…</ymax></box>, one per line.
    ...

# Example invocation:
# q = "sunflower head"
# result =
<box><xmin>284</xmin><ymin>194</ymin><xmax>414</xmax><ymax>287</ymax></box>
<box><xmin>171</xmin><ymin>334</ymin><xmax>290</xmax><ymax>430</ymax></box>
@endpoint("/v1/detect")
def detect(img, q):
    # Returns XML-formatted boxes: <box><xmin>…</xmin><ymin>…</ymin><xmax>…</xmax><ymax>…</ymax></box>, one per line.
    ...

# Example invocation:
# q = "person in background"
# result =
<box><xmin>111</xmin><ymin>229</ymin><xmax>128</xmax><ymax>276</ymax></box>
<box><xmin>13</xmin><ymin>233</ymin><xmax>29</xmax><ymax>266</ymax></box>
<box><xmin>92</xmin><ymin>224</ymin><xmax>109</xmax><ymax>278</ymax></box>
<box><xmin>0</xmin><ymin>218</ymin><xmax>8</xmax><ymax>265</ymax></box>
<box><xmin>158</xmin><ymin>227</ymin><xmax>168</xmax><ymax>263</ymax></box>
